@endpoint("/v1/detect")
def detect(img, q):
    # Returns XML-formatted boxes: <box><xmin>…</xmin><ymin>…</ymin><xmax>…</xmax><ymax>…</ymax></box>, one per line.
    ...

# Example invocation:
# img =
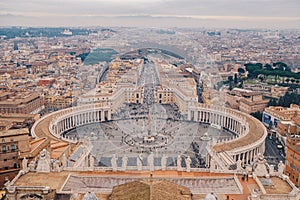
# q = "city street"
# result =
<box><xmin>264</xmin><ymin>134</ymin><xmax>285</xmax><ymax>169</ymax></box>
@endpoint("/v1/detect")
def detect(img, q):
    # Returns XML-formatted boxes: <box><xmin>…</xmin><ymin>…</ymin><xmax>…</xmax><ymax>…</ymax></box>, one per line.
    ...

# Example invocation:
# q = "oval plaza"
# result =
<box><xmin>32</xmin><ymin>48</ymin><xmax>267</xmax><ymax>171</ymax></box>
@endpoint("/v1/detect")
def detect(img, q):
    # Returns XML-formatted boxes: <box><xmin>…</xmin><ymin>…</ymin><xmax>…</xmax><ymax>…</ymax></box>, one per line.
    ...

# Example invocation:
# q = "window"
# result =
<box><xmin>2</xmin><ymin>145</ymin><xmax>6</xmax><ymax>153</ymax></box>
<box><xmin>11</xmin><ymin>144</ymin><xmax>15</xmax><ymax>152</ymax></box>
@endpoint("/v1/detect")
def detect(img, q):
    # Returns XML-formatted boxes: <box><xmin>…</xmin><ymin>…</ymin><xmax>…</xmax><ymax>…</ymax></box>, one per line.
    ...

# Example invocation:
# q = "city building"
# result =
<box><xmin>0</xmin><ymin>113</ymin><xmax>39</xmax><ymax>130</ymax></box>
<box><xmin>0</xmin><ymin>128</ymin><xmax>30</xmax><ymax>186</ymax></box>
<box><xmin>225</xmin><ymin>88</ymin><xmax>269</xmax><ymax>114</ymax></box>
<box><xmin>77</xmin><ymin>59</ymin><xmax>143</xmax><ymax>112</ymax></box>
<box><xmin>0</xmin><ymin>92</ymin><xmax>44</xmax><ymax>114</ymax></box>
<box><xmin>263</xmin><ymin>104</ymin><xmax>300</xmax><ymax>137</ymax></box>
<box><xmin>44</xmin><ymin>92</ymin><xmax>75</xmax><ymax>111</ymax></box>
<box><xmin>286</xmin><ymin>134</ymin><xmax>300</xmax><ymax>187</ymax></box>
<box><xmin>270</xmin><ymin>85</ymin><xmax>289</xmax><ymax>99</ymax></box>
<box><xmin>37</xmin><ymin>78</ymin><xmax>56</xmax><ymax>87</ymax></box>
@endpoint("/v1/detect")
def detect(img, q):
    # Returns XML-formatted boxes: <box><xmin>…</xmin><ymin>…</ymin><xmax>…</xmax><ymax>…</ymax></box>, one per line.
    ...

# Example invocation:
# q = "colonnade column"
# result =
<box><xmin>108</xmin><ymin>110</ymin><xmax>112</xmax><ymax>121</ymax></box>
<box><xmin>93</xmin><ymin>110</ymin><xmax>97</xmax><ymax>123</ymax></box>
<box><xmin>194</xmin><ymin>110</ymin><xmax>197</xmax><ymax>122</ymax></box>
<box><xmin>188</xmin><ymin>109</ymin><xmax>191</xmax><ymax>121</ymax></box>
<box><xmin>101</xmin><ymin>110</ymin><xmax>105</xmax><ymax>122</ymax></box>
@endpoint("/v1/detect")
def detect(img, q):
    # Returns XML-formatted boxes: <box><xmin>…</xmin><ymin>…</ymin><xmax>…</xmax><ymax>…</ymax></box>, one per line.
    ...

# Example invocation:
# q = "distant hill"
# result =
<box><xmin>0</xmin><ymin>27</ymin><xmax>91</xmax><ymax>39</ymax></box>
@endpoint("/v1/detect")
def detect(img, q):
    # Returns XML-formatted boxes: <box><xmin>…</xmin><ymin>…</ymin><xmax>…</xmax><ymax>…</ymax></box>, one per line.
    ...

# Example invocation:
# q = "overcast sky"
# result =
<box><xmin>0</xmin><ymin>0</ymin><xmax>299</xmax><ymax>28</ymax></box>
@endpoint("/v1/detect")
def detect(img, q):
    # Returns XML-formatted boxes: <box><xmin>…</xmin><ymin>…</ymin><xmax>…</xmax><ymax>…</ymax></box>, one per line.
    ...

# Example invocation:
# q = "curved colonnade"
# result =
<box><xmin>188</xmin><ymin>105</ymin><xmax>267</xmax><ymax>168</ymax></box>
<box><xmin>31</xmin><ymin>104</ymin><xmax>112</xmax><ymax>143</ymax></box>
<box><xmin>32</xmin><ymin>103</ymin><xmax>267</xmax><ymax>169</ymax></box>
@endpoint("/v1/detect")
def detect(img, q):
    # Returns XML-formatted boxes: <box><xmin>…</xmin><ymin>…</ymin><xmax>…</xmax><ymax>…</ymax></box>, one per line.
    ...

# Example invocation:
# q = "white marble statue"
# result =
<box><xmin>122</xmin><ymin>155</ymin><xmax>128</xmax><ymax>171</ymax></box>
<box><xmin>278</xmin><ymin>160</ymin><xmax>285</xmax><ymax>176</ymax></box>
<box><xmin>204</xmin><ymin>192</ymin><xmax>217</xmax><ymax>200</ymax></box>
<box><xmin>177</xmin><ymin>155</ymin><xmax>182</xmax><ymax>171</ymax></box>
<box><xmin>148</xmin><ymin>153</ymin><xmax>154</xmax><ymax>171</ymax></box>
<box><xmin>89</xmin><ymin>155</ymin><xmax>95</xmax><ymax>168</ymax></box>
<box><xmin>137</xmin><ymin>154</ymin><xmax>143</xmax><ymax>171</ymax></box>
<box><xmin>252</xmin><ymin>153</ymin><xmax>269</xmax><ymax>177</ymax></box>
<box><xmin>236</xmin><ymin>159</ymin><xmax>243</xmax><ymax>171</ymax></box>
<box><xmin>29</xmin><ymin>160</ymin><xmax>36</xmax><ymax>172</ymax></box>
<box><xmin>62</xmin><ymin>153</ymin><xmax>67</xmax><ymax>169</ymax></box>
<box><xmin>210</xmin><ymin>158</ymin><xmax>217</xmax><ymax>170</ymax></box>
<box><xmin>22</xmin><ymin>157</ymin><xmax>28</xmax><ymax>172</ymax></box>
<box><xmin>161</xmin><ymin>154</ymin><xmax>167</xmax><ymax>171</ymax></box>
<box><xmin>111</xmin><ymin>154</ymin><xmax>117</xmax><ymax>172</ymax></box>
<box><xmin>52</xmin><ymin>160</ymin><xmax>61</xmax><ymax>172</ymax></box>
<box><xmin>45</xmin><ymin>149</ymin><xmax>50</xmax><ymax>160</ymax></box>
<box><xmin>185</xmin><ymin>156</ymin><xmax>192</xmax><ymax>172</ymax></box>
<box><xmin>36</xmin><ymin>149</ymin><xmax>51</xmax><ymax>173</ymax></box>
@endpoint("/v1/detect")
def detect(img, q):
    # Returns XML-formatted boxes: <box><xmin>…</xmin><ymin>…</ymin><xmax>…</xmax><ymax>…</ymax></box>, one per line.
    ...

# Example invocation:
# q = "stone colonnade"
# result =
<box><xmin>188</xmin><ymin>104</ymin><xmax>266</xmax><ymax>166</ymax></box>
<box><xmin>51</xmin><ymin>108</ymin><xmax>111</xmax><ymax>137</ymax></box>
<box><xmin>34</xmin><ymin>102</ymin><xmax>265</xmax><ymax>168</ymax></box>
<box><xmin>44</xmin><ymin>104</ymin><xmax>112</xmax><ymax>143</ymax></box>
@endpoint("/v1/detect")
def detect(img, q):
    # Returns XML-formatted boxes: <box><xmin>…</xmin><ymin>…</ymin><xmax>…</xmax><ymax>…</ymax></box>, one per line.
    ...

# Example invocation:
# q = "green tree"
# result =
<box><xmin>244</xmin><ymin>63</ymin><xmax>263</xmax><ymax>79</ymax></box>
<box><xmin>238</xmin><ymin>80</ymin><xmax>244</xmax><ymax>88</ymax></box>
<box><xmin>238</xmin><ymin>68</ymin><xmax>245</xmax><ymax>74</ymax></box>
<box><xmin>229</xmin><ymin>82</ymin><xmax>233</xmax><ymax>90</ymax></box>
<box><xmin>234</xmin><ymin>74</ymin><xmax>238</xmax><ymax>84</ymax></box>
<box><xmin>268</xmin><ymin>98</ymin><xmax>277</xmax><ymax>106</ymax></box>
<box><xmin>244</xmin><ymin>62</ymin><xmax>300</xmax><ymax>81</ymax></box>
<box><xmin>251</xmin><ymin>111</ymin><xmax>262</xmax><ymax>121</ymax></box>
<box><xmin>258</xmin><ymin>75</ymin><xmax>264</xmax><ymax>82</ymax></box>
<box><xmin>264</xmin><ymin>63</ymin><xmax>273</xmax><ymax>71</ymax></box>
<box><xmin>278</xmin><ymin>92</ymin><xmax>300</xmax><ymax>107</ymax></box>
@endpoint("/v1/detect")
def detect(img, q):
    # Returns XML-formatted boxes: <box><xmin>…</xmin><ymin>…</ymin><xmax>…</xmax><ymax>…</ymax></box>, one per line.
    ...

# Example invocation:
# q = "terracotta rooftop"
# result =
<box><xmin>0</xmin><ymin>128</ymin><xmax>29</xmax><ymax>137</ymax></box>
<box><xmin>50</xmin><ymin>140</ymin><xmax>69</xmax><ymax>159</ymax></box>
<box><xmin>30</xmin><ymin>137</ymin><xmax>47</xmax><ymax>150</ymax></box>
<box><xmin>264</xmin><ymin>177</ymin><xmax>293</xmax><ymax>194</ymax></box>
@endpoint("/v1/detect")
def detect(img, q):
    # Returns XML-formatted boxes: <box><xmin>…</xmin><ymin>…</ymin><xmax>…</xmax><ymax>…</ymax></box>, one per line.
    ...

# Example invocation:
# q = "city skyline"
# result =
<box><xmin>0</xmin><ymin>0</ymin><xmax>300</xmax><ymax>28</ymax></box>
<box><xmin>1</xmin><ymin>7</ymin><xmax>300</xmax><ymax>198</ymax></box>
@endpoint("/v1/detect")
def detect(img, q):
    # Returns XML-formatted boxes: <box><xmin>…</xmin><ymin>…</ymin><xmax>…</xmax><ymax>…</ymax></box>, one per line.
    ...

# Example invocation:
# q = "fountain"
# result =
<box><xmin>200</xmin><ymin>132</ymin><xmax>211</xmax><ymax>141</ymax></box>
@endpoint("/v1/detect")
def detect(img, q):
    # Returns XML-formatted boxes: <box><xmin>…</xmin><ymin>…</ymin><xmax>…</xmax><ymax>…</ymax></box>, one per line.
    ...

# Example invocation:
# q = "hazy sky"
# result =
<box><xmin>0</xmin><ymin>0</ymin><xmax>299</xmax><ymax>28</ymax></box>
